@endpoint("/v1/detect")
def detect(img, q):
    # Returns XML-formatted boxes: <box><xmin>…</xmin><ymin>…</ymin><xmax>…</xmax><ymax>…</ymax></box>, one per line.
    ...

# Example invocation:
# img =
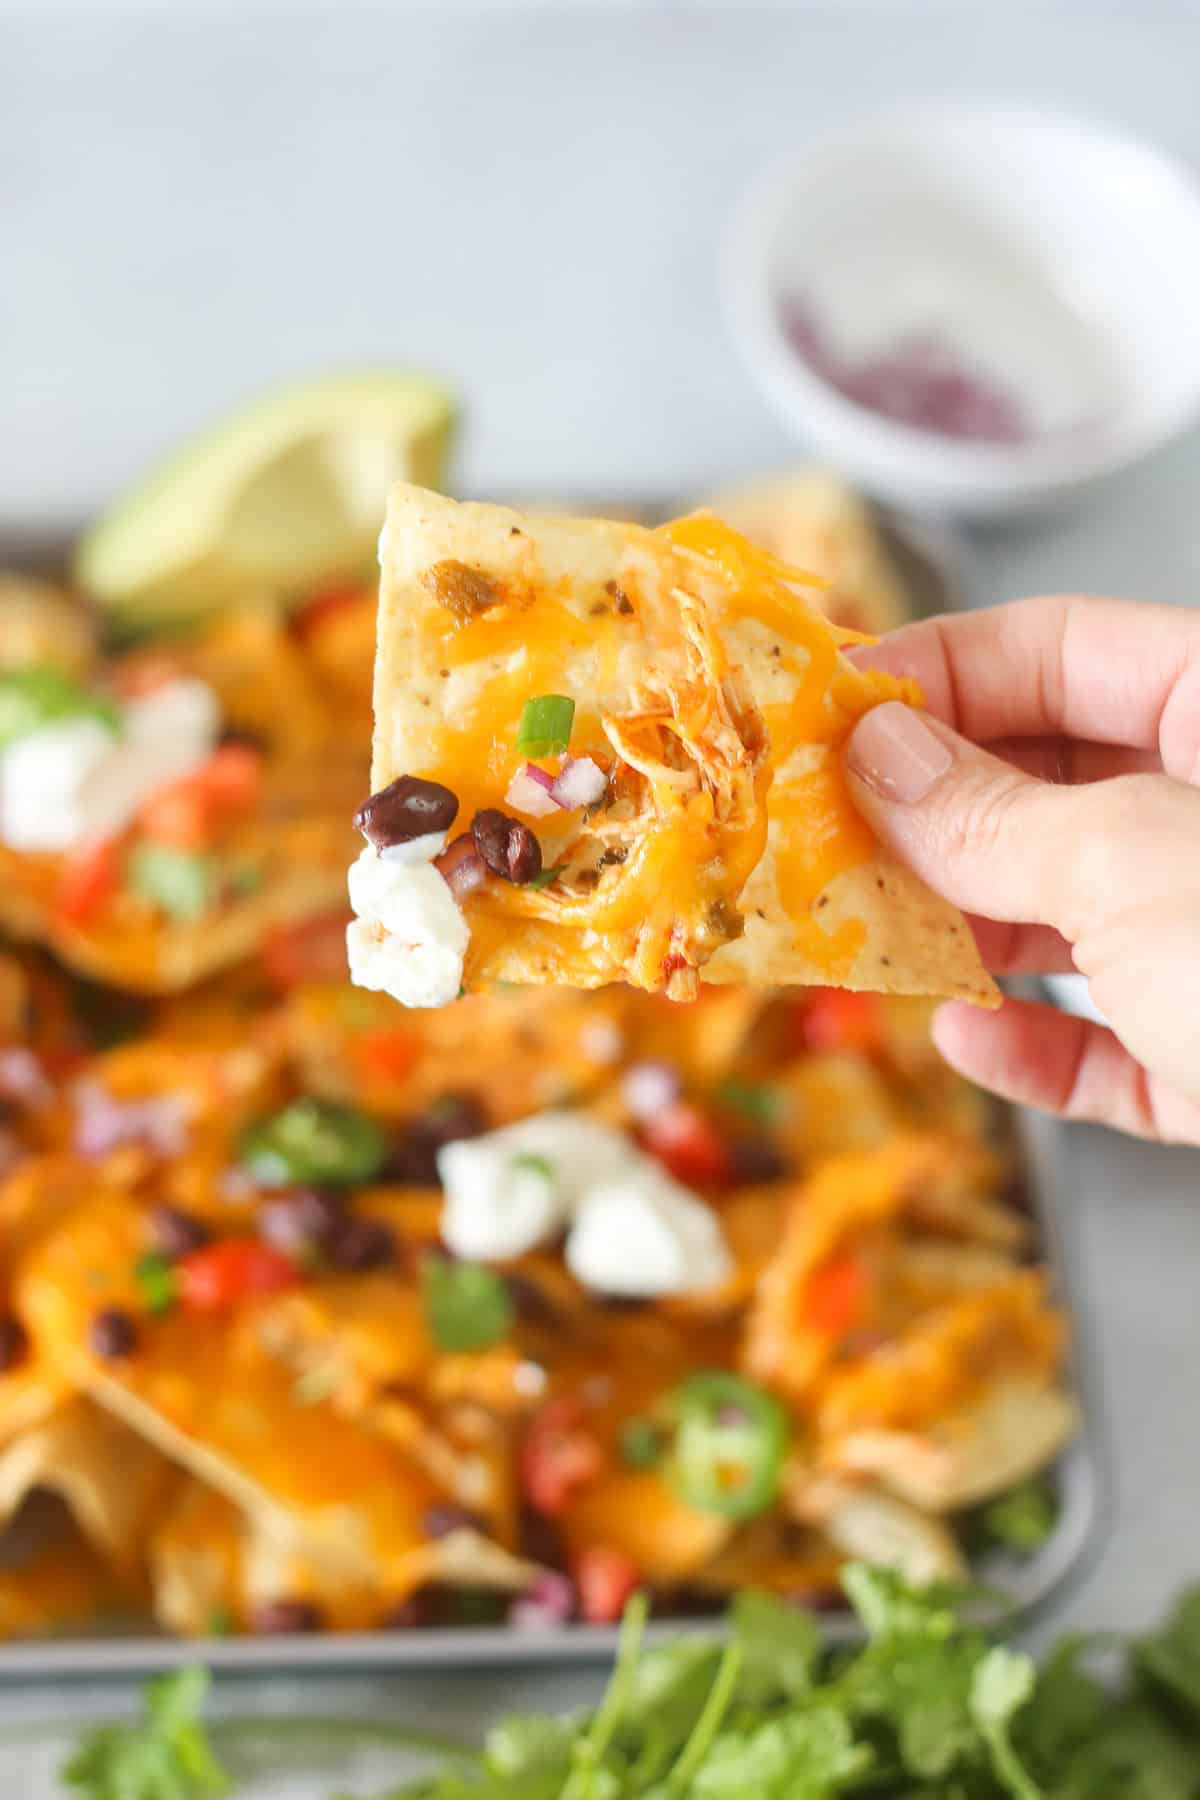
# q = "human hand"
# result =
<box><xmin>842</xmin><ymin>595</ymin><xmax>1200</xmax><ymax>1144</ymax></box>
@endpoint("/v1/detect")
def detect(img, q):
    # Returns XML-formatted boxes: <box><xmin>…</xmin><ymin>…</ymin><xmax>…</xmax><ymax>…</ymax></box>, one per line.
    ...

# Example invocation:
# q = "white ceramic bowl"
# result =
<box><xmin>725</xmin><ymin>104</ymin><xmax>1200</xmax><ymax>517</ymax></box>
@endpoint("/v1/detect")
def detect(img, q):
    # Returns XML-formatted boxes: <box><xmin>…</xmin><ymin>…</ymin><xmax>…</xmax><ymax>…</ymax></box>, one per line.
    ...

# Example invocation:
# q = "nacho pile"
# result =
<box><xmin>0</xmin><ymin>972</ymin><xmax>1074</xmax><ymax>1640</ymax></box>
<box><xmin>355</xmin><ymin>487</ymin><xmax>996</xmax><ymax>1010</ymax></box>
<box><xmin>0</xmin><ymin>466</ymin><xmax>1070</xmax><ymax>1649</ymax></box>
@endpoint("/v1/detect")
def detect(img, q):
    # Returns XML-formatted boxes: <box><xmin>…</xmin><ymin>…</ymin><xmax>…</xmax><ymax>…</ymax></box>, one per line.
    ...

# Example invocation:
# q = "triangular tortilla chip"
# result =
<box><xmin>364</xmin><ymin>487</ymin><xmax>995</xmax><ymax>1005</ymax></box>
<box><xmin>0</xmin><ymin>1399</ymin><xmax>173</xmax><ymax>1568</ymax></box>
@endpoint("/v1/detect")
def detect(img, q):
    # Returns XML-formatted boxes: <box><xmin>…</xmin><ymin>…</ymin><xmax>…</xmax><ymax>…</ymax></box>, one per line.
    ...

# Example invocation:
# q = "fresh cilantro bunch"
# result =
<box><xmin>60</xmin><ymin>1571</ymin><xmax>1200</xmax><ymax>1800</ymax></box>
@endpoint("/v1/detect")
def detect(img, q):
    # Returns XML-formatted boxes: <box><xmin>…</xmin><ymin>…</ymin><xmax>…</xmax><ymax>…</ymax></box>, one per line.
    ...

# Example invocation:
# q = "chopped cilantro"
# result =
<box><xmin>977</xmin><ymin>1476</ymin><xmax>1059</xmax><ymax>1554</ymax></box>
<box><xmin>421</xmin><ymin>1257</ymin><xmax>514</xmax><ymax>1353</ymax></box>
<box><xmin>526</xmin><ymin>863</ymin><xmax>568</xmax><ymax>890</ymax></box>
<box><xmin>133</xmin><ymin>1252</ymin><xmax>178</xmax><ymax>1317</ymax></box>
<box><xmin>510</xmin><ymin>1152</ymin><xmax>554</xmax><ymax>1182</ymax></box>
<box><xmin>619</xmin><ymin>1416</ymin><xmax>663</xmax><ymax>1470</ymax></box>
<box><xmin>715</xmin><ymin>1079</ymin><xmax>783</xmax><ymax>1126</ymax></box>
<box><xmin>127</xmin><ymin>846</ymin><xmax>217</xmax><ymax>923</ymax></box>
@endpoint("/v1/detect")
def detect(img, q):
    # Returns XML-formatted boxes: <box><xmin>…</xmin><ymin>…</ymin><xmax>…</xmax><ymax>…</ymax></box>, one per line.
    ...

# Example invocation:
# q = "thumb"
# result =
<box><xmin>842</xmin><ymin>700</ymin><xmax>1194</xmax><ymax>936</ymax></box>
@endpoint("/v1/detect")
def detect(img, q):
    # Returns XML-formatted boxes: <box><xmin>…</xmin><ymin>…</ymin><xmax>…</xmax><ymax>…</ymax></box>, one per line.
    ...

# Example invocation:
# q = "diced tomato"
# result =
<box><xmin>293</xmin><ymin>585</ymin><xmax>369</xmax><ymax>641</ymax></box>
<box><xmin>177</xmin><ymin>1239</ymin><xmax>299</xmax><ymax>1311</ymax></box>
<box><xmin>54</xmin><ymin>840</ymin><xmax>121</xmax><ymax>927</ymax></box>
<box><xmin>139</xmin><ymin>745</ymin><xmax>264</xmax><ymax>849</ymax></box>
<box><xmin>262</xmin><ymin>912</ymin><xmax>353</xmax><ymax>989</ymax></box>
<box><xmin>138</xmin><ymin>782</ymin><xmax>210</xmax><ymax>849</ymax></box>
<box><xmin>574</xmin><ymin>1546</ymin><xmax>642</xmax><ymax>1624</ymax></box>
<box><xmin>803</xmin><ymin>1254</ymin><xmax>868</xmax><ymax>1336</ymax></box>
<box><xmin>198</xmin><ymin>744</ymin><xmax>263</xmax><ymax>810</ymax></box>
<box><xmin>351</xmin><ymin>1028</ymin><xmax>421</xmax><ymax>1084</ymax></box>
<box><xmin>641</xmin><ymin>1102</ymin><xmax>733</xmax><ymax>1187</ymax></box>
<box><xmin>796</xmin><ymin>989</ymin><xmax>884</xmax><ymax>1057</ymax></box>
<box><xmin>520</xmin><ymin>1398</ymin><xmax>604</xmax><ymax>1517</ymax></box>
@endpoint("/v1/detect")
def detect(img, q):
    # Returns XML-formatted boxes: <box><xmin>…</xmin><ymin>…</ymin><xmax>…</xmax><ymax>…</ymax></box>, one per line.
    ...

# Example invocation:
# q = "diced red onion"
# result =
<box><xmin>508</xmin><ymin>1571</ymin><xmax>576</xmax><ymax>1630</ymax></box>
<box><xmin>434</xmin><ymin>834</ymin><xmax>489</xmax><ymax>899</ymax></box>
<box><xmin>622</xmin><ymin>1060</ymin><xmax>682</xmax><ymax>1122</ymax></box>
<box><xmin>550</xmin><ymin>756</ymin><xmax>607</xmax><ymax>810</ymax></box>
<box><xmin>504</xmin><ymin>763</ymin><xmax>561</xmax><ymax>818</ymax></box>
<box><xmin>73</xmin><ymin>1079</ymin><xmax>191</xmax><ymax>1158</ymax></box>
<box><xmin>0</xmin><ymin>1049</ymin><xmax>51</xmax><ymax>1109</ymax></box>
<box><xmin>781</xmin><ymin>300</ymin><xmax>1029</xmax><ymax>445</ymax></box>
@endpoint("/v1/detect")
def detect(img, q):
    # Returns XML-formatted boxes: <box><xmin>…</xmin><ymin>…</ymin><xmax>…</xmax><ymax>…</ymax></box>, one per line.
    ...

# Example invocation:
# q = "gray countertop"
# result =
<box><xmin>4</xmin><ymin>2</ymin><xmax>1200</xmax><ymax>1789</ymax></box>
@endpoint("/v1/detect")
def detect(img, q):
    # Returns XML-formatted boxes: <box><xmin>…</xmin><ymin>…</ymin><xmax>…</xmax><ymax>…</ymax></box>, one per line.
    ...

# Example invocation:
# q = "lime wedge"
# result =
<box><xmin>75</xmin><ymin>370</ymin><xmax>458</xmax><ymax>626</ymax></box>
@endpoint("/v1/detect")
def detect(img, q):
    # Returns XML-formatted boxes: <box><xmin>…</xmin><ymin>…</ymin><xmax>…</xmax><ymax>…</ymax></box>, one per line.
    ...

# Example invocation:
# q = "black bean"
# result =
<box><xmin>355</xmin><ymin>775</ymin><xmax>459</xmax><ymax>849</ymax></box>
<box><xmin>470</xmin><ymin>809</ymin><xmax>543</xmax><ymax>885</ymax></box>
<box><xmin>728</xmin><ymin>1138</ymin><xmax>791</xmax><ymax>1185</ymax></box>
<box><xmin>325</xmin><ymin>1216</ymin><xmax>396</xmax><ymax>1272</ymax></box>
<box><xmin>423</xmin><ymin>1503</ymin><xmax>487</xmax><ymax>1540</ymax></box>
<box><xmin>0</xmin><ymin>1314</ymin><xmax>27</xmax><ymax>1373</ymax></box>
<box><xmin>380</xmin><ymin>1591</ymin><xmax>435</xmax><ymax>1629</ymax></box>
<box><xmin>249</xmin><ymin>1598</ymin><xmax>324</xmax><ymax>1635</ymax></box>
<box><xmin>89</xmin><ymin>1308</ymin><xmax>138</xmax><ymax>1359</ymax></box>
<box><xmin>149</xmin><ymin>1205</ymin><xmax>212</xmax><ymax>1261</ymax></box>
<box><xmin>505</xmin><ymin>1274</ymin><xmax>558</xmax><ymax>1324</ymax></box>
<box><xmin>390</xmin><ymin>1094</ymin><xmax>487</xmax><ymax>1184</ymax></box>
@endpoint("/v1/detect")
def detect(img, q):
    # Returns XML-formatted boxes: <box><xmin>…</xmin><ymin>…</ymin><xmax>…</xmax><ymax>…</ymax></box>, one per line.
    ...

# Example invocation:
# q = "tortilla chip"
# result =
<box><xmin>0</xmin><ymin>1503</ymin><xmax>132</xmax><ymax>1639</ymax></box>
<box><xmin>703</xmin><ymin>470</ymin><xmax>910</xmax><ymax>635</ymax></box>
<box><xmin>0</xmin><ymin>1399</ymin><xmax>173</xmax><ymax>1568</ymax></box>
<box><xmin>367</xmin><ymin>487</ymin><xmax>995</xmax><ymax>1005</ymax></box>
<box><xmin>827</xmin><ymin>1378</ymin><xmax>1080</xmax><ymax>1512</ymax></box>
<box><xmin>150</xmin><ymin>1476</ymin><xmax>540</xmax><ymax>1635</ymax></box>
<box><xmin>791</xmin><ymin>1473</ymin><xmax>966</xmax><ymax>1584</ymax></box>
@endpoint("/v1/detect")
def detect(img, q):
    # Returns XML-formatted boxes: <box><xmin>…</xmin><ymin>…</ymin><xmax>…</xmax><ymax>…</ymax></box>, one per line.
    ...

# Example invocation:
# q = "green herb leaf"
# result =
<box><xmin>63</xmin><ymin>1666</ymin><xmax>228</xmax><ymax>1799</ymax></box>
<box><xmin>620</xmin><ymin>1416</ymin><xmax>664</xmax><ymax>1470</ymax></box>
<box><xmin>1135</xmin><ymin>1584</ymin><xmax>1200</xmax><ymax>1724</ymax></box>
<box><xmin>510</xmin><ymin>1152</ymin><xmax>555</xmax><ymax>1183</ymax></box>
<box><xmin>133</xmin><ymin>1251</ymin><xmax>178</xmax><ymax>1317</ymax></box>
<box><xmin>715</xmin><ymin>1080</ymin><xmax>782</xmax><ymax>1127</ymax></box>
<box><xmin>0</xmin><ymin>667</ymin><xmax>119</xmax><ymax>752</ymax></box>
<box><xmin>732</xmin><ymin>1589</ymin><xmax>819</xmax><ymax>1703</ymax></box>
<box><xmin>971</xmin><ymin>1647</ymin><xmax>1042</xmax><ymax>1799</ymax></box>
<box><xmin>526</xmin><ymin>863</ymin><xmax>567</xmax><ymax>891</ymax></box>
<box><xmin>977</xmin><ymin>1476</ymin><xmax>1059</xmax><ymax>1554</ymax></box>
<box><xmin>422</xmin><ymin>1258</ymin><xmax>514</xmax><ymax>1353</ymax></box>
<box><xmin>516</xmin><ymin>694</ymin><xmax>575</xmax><ymax>757</ymax></box>
<box><xmin>127</xmin><ymin>846</ymin><xmax>217</xmax><ymax>923</ymax></box>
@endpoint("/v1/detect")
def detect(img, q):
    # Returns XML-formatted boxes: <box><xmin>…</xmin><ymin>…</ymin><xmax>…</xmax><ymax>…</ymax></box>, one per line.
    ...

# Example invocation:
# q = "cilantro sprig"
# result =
<box><xmin>59</xmin><ymin>1569</ymin><xmax>1200</xmax><ymax>1800</ymax></box>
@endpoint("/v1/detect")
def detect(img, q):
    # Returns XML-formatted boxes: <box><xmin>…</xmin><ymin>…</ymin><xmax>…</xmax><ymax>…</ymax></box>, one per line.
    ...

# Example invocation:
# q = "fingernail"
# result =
<box><xmin>846</xmin><ymin>702</ymin><xmax>954</xmax><ymax>804</ymax></box>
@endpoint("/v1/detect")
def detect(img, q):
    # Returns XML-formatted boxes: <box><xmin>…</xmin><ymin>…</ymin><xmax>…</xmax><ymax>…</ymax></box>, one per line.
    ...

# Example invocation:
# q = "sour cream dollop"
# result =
<box><xmin>346</xmin><ymin>841</ymin><xmax>468</xmax><ymax>1009</ymax></box>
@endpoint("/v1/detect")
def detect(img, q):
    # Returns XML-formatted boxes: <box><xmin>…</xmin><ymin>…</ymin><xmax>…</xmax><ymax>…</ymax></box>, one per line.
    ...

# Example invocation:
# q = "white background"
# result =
<box><xmin>4</xmin><ymin>3</ymin><xmax>1200</xmax><ymax>1791</ymax></box>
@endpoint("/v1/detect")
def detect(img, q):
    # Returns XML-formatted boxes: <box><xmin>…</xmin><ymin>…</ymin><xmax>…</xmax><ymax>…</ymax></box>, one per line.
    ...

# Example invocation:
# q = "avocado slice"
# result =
<box><xmin>75</xmin><ymin>370</ymin><xmax>458</xmax><ymax>628</ymax></box>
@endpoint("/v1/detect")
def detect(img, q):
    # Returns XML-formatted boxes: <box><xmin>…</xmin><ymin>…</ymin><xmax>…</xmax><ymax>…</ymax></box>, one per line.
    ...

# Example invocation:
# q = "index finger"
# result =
<box><xmin>848</xmin><ymin>595</ymin><xmax>1200</xmax><ymax>780</ymax></box>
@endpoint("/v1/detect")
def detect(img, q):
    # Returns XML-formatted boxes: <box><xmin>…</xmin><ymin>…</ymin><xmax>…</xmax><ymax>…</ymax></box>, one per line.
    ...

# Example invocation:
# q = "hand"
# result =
<box><xmin>842</xmin><ymin>594</ymin><xmax>1200</xmax><ymax>1144</ymax></box>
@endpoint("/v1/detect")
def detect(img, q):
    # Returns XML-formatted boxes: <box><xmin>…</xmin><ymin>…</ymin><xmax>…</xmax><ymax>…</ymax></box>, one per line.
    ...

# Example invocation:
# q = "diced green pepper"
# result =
<box><xmin>239</xmin><ymin>1098</ymin><xmax>388</xmax><ymax>1188</ymax></box>
<box><xmin>516</xmin><ymin>695</ymin><xmax>575</xmax><ymax>757</ymax></box>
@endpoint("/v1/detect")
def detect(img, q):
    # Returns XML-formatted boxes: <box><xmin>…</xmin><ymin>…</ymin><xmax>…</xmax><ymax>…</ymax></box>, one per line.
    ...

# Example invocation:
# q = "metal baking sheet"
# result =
<box><xmin>0</xmin><ymin>510</ymin><xmax>1109</xmax><ymax>1676</ymax></box>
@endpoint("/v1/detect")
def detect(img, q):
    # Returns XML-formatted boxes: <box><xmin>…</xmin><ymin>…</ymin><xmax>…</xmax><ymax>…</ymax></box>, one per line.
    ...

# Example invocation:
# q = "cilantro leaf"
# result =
<box><xmin>1135</xmin><ymin>1584</ymin><xmax>1200</xmax><ymax>1722</ymax></box>
<box><xmin>970</xmin><ymin>1647</ymin><xmax>1041</xmax><ymax>1799</ymax></box>
<box><xmin>421</xmin><ymin>1258</ymin><xmax>515</xmax><ymax>1352</ymax></box>
<box><xmin>691</xmin><ymin>1706</ymin><xmax>872</xmax><ymax>1798</ymax></box>
<box><xmin>976</xmin><ymin>1477</ymin><xmax>1059</xmax><ymax>1555</ymax></box>
<box><xmin>63</xmin><ymin>1666</ymin><xmax>228</xmax><ymax>1799</ymax></box>
<box><xmin>731</xmin><ymin>1589</ymin><xmax>819</xmax><ymax>1703</ymax></box>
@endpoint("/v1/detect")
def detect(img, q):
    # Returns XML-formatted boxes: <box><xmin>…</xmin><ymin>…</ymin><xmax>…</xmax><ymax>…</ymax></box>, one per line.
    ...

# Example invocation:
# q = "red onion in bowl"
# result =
<box><xmin>550</xmin><ymin>756</ymin><xmax>607</xmax><ymax>810</ymax></box>
<box><xmin>435</xmin><ymin>833</ymin><xmax>489</xmax><ymax>899</ymax></box>
<box><xmin>504</xmin><ymin>762</ymin><xmax>561</xmax><ymax>818</ymax></box>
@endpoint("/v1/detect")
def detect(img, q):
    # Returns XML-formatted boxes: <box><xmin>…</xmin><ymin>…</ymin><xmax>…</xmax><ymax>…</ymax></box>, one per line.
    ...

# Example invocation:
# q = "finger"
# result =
<box><xmin>845</xmin><ymin>597</ymin><xmax>1200</xmax><ymax>782</ymax></box>
<box><xmin>966</xmin><ymin>916</ymin><xmax>1076</xmax><ymax>976</ymax></box>
<box><xmin>985</xmin><ymin>737</ymin><xmax>1160</xmax><ymax>786</ymax></box>
<box><xmin>932</xmin><ymin>997</ymin><xmax>1200</xmax><ymax>1145</ymax></box>
<box><xmin>843</xmin><ymin>701</ymin><xmax>1200</xmax><ymax>933</ymax></box>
